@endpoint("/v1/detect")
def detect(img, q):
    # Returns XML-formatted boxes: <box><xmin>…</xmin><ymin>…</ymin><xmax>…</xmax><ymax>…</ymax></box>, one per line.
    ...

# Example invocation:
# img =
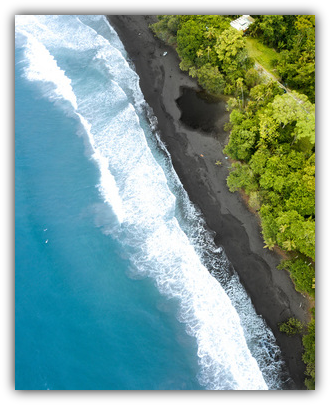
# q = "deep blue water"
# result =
<box><xmin>15</xmin><ymin>48</ymin><xmax>201</xmax><ymax>391</ymax></box>
<box><xmin>15</xmin><ymin>15</ymin><xmax>285</xmax><ymax>390</ymax></box>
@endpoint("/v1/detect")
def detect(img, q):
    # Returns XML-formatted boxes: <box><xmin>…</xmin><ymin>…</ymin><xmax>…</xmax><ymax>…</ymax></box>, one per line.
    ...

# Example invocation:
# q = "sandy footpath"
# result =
<box><xmin>107</xmin><ymin>15</ymin><xmax>311</xmax><ymax>389</ymax></box>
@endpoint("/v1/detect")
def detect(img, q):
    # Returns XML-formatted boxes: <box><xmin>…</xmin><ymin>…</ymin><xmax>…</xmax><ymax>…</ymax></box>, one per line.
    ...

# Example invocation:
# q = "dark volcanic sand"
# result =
<box><xmin>107</xmin><ymin>15</ymin><xmax>311</xmax><ymax>390</ymax></box>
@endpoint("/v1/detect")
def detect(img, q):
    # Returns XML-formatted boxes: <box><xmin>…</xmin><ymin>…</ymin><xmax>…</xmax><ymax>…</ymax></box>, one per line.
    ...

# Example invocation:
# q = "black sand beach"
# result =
<box><xmin>107</xmin><ymin>15</ymin><xmax>311</xmax><ymax>389</ymax></box>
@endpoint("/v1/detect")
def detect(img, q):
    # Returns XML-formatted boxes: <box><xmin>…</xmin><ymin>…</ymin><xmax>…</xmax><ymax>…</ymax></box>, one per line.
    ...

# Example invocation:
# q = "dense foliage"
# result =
<box><xmin>150</xmin><ymin>14</ymin><xmax>315</xmax><ymax>389</ymax></box>
<box><xmin>224</xmin><ymin>90</ymin><xmax>315</xmax><ymax>262</ymax></box>
<box><xmin>302</xmin><ymin>318</ymin><xmax>315</xmax><ymax>389</ymax></box>
<box><xmin>151</xmin><ymin>15</ymin><xmax>315</xmax><ymax>101</ymax></box>
<box><xmin>151</xmin><ymin>15</ymin><xmax>255</xmax><ymax>96</ymax></box>
<box><xmin>249</xmin><ymin>15</ymin><xmax>315</xmax><ymax>102</ymax></box>
<box><xmin>278</xmin><ymin>317</ymin><xmax>303</xmax><ymax>336</ymax></box>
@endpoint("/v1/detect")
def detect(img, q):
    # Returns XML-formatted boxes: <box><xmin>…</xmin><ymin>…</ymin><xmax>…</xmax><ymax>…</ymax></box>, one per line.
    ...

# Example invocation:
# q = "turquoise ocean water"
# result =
<box><xmin>15</xmin><ymin>15</ymin><xmax>288</xmax><ymax>390</ymax></box>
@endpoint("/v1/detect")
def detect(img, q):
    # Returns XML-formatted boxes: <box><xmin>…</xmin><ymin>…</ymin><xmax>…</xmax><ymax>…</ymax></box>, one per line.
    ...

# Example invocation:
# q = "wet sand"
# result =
<box><xmin>107</xmin><ymin>15</ymin><xmax>311</xmax><ymax>390</ymax></box>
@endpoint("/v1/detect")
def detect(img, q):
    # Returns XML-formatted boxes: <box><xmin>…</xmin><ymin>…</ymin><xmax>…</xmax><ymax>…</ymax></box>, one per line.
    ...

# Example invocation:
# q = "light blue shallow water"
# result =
<box><xmin>15</xmin><ymin>15</ymin><xmax>287</xmax><ymax>390</ymax></box>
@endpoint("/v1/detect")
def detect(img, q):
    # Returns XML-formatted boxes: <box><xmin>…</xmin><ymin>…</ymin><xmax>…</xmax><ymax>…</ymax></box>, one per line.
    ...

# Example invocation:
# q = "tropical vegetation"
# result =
<box><xmin>150</xmin><ymin>14</ymin><xmax>315</xmax><ymax>389</ymax></box>
<box><xmin>279</xmin><ymin>317</ymin><xmax>303</xmax><ymax>336</ymax></box>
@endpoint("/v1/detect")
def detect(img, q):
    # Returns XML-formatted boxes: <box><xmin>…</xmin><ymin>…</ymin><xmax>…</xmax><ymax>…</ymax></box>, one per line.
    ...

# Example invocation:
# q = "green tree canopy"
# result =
<box><xmin>214</xmin><ymin>28</ymin><xmax>253</xmax><ymax>88</ymax></box>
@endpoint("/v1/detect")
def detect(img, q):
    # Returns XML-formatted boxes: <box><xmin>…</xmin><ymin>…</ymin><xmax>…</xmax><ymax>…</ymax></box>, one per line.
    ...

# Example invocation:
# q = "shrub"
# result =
<box><xmin>278</xmin><ymin>258</ymin><xmax>315</xmax><ymax>297</ymax></box>
<box><xmin>278</xmin><ymin>317</ymin><xmax>303</xmax><ymax>335</ymax></box>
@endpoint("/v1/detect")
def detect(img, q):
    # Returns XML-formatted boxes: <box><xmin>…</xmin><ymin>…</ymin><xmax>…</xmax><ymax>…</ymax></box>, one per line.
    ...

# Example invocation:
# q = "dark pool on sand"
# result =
<box><xmin>176</xmin><ymin>87</ymin><xmax>228</xmax><ymax>133</ymax></box>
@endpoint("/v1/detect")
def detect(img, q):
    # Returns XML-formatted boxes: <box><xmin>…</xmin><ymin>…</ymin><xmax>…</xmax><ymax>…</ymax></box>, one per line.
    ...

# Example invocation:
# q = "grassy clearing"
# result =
<box><xmin>245</xmin><ymin>37</ymin><xmax>280</xmax><ymax>80</ymax></box>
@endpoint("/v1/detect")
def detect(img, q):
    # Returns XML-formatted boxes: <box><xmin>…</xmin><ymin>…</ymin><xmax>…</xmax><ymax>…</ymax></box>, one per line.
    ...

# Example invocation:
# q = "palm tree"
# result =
<box><xmin>206</xmin><ymin>46</ymin><xmax>212</xmax><ymax>61</ymax></box>
<box><xmin>205</xmin><ymin>27</ymin><xmax>216</xmax><ymax>40</ymax></box>
<box><xmin>236</xmin><ymin>77</ymin><xmax>244</xmax><ymax>108</ymax></box>
<box><xmin>196</xmin><ymin>49</ymin><xmax>204</xmax><ymax>58</ymax></box>
<box><xmin>283</xmin><ymin>239</ymin><xmax>296</xmax><ymax>251</ymax></box>
<box><xmin>279</xmin><ymin>224</ymin><xmax>288</xmax><ymax>233</ymax></box>
<box><xmin>263</xmin><ymin>239</ymin><xmax>276</xmax><ymax>250</ymax></box>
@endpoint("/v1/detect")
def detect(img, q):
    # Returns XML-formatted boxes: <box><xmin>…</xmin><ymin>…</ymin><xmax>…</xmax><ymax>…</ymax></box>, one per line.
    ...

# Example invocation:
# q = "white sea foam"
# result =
<box><xmin>17</xmin><ymin>31</ymin><xmax>78</xmax><ymax>110</ymax></box>
<box><xmin>16</xmin><ymin>16</ymin><xmax>125</xmax><ymax>224</ymax></box>
<box><xmin>75</xmin><ymin>113</ymin><xmax>125</xmax><ymax>224</ymax></box>
<box><xmin>15</xmin><ymin>15</ymin><xmax>286</xmax><ymax>390</ymax></box>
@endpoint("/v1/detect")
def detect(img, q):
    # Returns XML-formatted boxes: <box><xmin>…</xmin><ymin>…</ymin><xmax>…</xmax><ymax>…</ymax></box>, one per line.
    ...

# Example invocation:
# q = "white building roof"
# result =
<box><xmin>230</xmin><ymin>15</ymin><xmax>254</xmax><ymax>31</ymax></box>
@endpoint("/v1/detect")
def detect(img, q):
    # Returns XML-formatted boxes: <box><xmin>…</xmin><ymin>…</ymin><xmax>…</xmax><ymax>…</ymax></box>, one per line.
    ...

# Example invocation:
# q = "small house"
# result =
<box><xmin>230</xmin><ymin>15</ymin><xmax>255</xmax><ymax>32</ymax></box>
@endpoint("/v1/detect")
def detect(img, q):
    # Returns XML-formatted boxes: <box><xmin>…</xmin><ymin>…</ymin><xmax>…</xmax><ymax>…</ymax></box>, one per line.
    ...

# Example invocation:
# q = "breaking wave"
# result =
<box><xmin>15</xmin><ymin>14</ymin><xmax>287</xmax><ymax>390</ymax></box>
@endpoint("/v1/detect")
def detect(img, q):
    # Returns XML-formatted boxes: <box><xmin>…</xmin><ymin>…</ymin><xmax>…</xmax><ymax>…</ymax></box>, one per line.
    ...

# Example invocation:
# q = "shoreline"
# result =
<box><xmin>107</xmin><ymin>15</ymin><xmax>311</xmax><ymax>390</ymax></box>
